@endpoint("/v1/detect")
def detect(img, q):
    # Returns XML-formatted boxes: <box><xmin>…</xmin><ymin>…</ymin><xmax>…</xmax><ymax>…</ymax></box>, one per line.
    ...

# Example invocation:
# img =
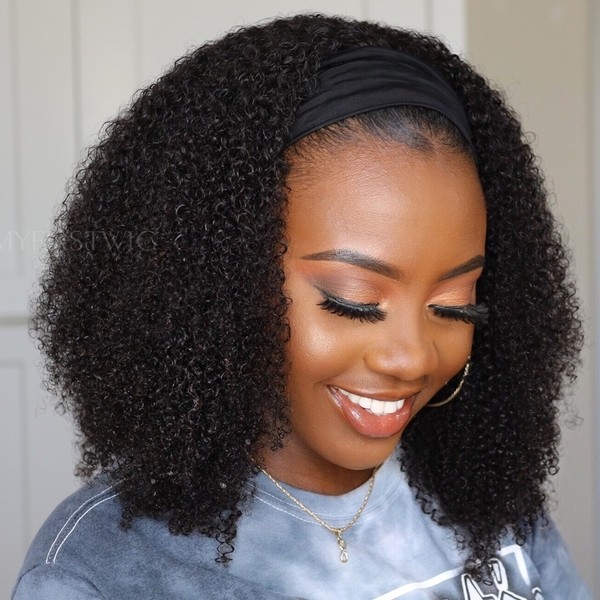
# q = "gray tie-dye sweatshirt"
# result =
<box><xmin>13</xmin><ymin>453</ymin><xmax>591</xmax><ymax>599</ymax></box>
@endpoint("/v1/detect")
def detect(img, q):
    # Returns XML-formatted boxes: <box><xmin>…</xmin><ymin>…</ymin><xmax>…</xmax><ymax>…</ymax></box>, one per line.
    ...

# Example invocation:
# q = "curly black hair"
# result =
<box><xmin>32</xmin><ymin>14</ymin><xmax>582</xmax><ymax>573</ymax></box>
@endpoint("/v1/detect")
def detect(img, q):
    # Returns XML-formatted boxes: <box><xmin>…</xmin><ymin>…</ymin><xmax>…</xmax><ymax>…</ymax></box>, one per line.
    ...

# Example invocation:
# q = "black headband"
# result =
<box><xmin>287</xmin><ymin>47</ymin><xmax>473</xmax><ymax>150</ymax></box>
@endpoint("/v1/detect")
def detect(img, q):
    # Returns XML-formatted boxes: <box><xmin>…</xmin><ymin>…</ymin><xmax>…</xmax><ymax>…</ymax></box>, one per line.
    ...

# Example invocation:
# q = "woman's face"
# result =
<box><xmin>266</xmin><ymin>138</ymin><xmax>486</xmax><ymax>493</ymax></box>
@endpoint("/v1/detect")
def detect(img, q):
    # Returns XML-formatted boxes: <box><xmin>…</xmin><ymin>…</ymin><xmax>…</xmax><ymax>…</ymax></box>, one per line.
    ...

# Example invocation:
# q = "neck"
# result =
<box><xmin>259</xmin><ymin>448</ymin><xmax>376</xmax><ymax>495</ymax></box>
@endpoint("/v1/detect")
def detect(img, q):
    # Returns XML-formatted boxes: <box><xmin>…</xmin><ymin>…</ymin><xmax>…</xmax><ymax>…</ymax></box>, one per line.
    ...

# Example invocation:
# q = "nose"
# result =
<box><xmin>363</xmin><ymin>313</ymin><xmax>438</xmax><ymax>384</ymax></box>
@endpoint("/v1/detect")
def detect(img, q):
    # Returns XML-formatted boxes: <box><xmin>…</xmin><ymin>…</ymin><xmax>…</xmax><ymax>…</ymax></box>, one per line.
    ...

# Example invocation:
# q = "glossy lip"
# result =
<box><xmin>327</xmin><ymin>385</ymin><xmax>416</xmax><ymax>439</ymax></box>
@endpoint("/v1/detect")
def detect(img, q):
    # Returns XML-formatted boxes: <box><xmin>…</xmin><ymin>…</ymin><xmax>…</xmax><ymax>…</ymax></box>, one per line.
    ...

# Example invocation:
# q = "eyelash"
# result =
<box><xmin>317</xmin><ymin>293</ymin><xmax>385</xmax><ymax>324</ymax></box>
<box><xmin>318</xmin><ymin>292</ymin><xmax>489</xmax><ymax>326</ymax></box>
<box><xmin>428</xmin><ymin>303</ymin><xmax>489</xmax><ymax>325</ymax></box>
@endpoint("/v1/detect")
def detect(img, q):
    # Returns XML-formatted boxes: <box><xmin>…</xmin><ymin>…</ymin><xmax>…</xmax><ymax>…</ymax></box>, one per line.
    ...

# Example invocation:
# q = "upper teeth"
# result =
<box><xmin>335</xmin><ymin>388</ymin><xmax>406</xmax><ymax>416</ymax></box>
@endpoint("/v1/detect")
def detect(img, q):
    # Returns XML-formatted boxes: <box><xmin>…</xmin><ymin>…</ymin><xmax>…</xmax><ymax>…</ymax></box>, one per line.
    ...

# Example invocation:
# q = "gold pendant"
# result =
<box><xmin>336</xmin><ymin>532</ymin><xmax>349</xmax><ymax>563</ymax></box>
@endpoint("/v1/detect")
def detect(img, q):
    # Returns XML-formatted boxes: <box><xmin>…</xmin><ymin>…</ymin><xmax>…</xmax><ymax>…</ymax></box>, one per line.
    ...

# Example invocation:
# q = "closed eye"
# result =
<box><xmin>429</xmin><ymin>303</ymin><xmax>489</xmax><ymax>325</ymax></box>
<box><xmin>317</xmin><ymin>291</ymin><xmax>385</xmax><ymax>324</ymax></box>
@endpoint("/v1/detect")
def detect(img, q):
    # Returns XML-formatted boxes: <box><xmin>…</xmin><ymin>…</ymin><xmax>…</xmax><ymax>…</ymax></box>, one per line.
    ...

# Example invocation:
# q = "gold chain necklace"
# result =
<box><xmin>260</xmin><ymin>467</ymin><xmax>379</xmax><ymax>563</ymax></box>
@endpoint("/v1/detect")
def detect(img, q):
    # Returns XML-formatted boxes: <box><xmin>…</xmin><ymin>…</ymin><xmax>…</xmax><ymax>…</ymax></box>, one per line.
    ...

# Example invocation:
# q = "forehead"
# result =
<box><xmin>284</xmin><ymin>140</ymin><xmax>486</xmax><ymax>279</ymax></box>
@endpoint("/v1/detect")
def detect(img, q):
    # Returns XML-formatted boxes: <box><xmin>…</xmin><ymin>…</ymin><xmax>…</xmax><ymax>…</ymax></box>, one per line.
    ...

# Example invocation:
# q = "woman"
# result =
<box><xmin>13</xmin><ymin>14</ymin><xmax>590</xmax><ymax>600</ymax></box>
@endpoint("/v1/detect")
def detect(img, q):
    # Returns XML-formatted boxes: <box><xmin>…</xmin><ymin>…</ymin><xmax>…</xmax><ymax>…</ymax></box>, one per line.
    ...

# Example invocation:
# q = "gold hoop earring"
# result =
<box><xmin>427</xmin><ymin>358</ymin><xmax>471</xmax><ymax>408</ymax></box>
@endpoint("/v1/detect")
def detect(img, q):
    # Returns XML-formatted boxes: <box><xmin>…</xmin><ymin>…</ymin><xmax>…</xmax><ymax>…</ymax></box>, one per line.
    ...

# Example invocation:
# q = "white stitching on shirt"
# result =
<box><xmin>253</xmin><ymin>494</ymin><xmax>321</xmax><ymax>525</ymax></box>
<box><xmin>46</xmin><ymin>489</ymin><xmax>119</xmax><ymax>564</ymax></box>
<box><xmin>50</xmin><ymin>494</ymin><xmax>119</xmax><ymax>564</ymax></box>
<box><xmin>252</xmin><ymin>475</ymin><xmax>398</xmax><ymax>522</ymax></box>
<box><xmin>45</xmin><ymin>485</ymin><xmax>115</xmax><ymax>565</ymax></box>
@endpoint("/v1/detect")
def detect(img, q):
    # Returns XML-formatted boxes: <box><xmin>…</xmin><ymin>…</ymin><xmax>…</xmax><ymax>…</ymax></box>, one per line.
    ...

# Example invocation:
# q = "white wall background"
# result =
<box><xmin>2</xmin><ymin>0</ymin><xmax>597</xmax><ymax>597</ymax></box>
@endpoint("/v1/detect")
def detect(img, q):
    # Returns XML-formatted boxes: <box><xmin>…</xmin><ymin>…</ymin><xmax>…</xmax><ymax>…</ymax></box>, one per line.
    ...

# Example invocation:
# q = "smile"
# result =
<box><xmin>332</xmin><ymin>387</ymin><xmax>406</xmax><ymax>415</ymax></box>
<box><xmin>328</xmin><ymin>386</ymin><xmax>415</xmax><ymax>438</ymax></box>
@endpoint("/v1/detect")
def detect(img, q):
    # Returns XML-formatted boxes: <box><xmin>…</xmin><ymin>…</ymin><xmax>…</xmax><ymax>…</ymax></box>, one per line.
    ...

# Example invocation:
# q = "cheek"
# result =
<box><xmin>286</xmin><ymin>298</ymin><xmax>347</xmax><ymax>383</ymax></box>
<box><xmin>435</xmin><ymin>325</ymin><xmax>475</xmax><ymax>381</ymax></box>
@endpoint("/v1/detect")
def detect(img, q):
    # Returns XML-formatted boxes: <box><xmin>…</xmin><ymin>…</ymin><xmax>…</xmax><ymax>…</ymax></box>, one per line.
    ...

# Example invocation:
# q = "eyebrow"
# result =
<box><xmin>439</xmin><ymin>255</ymin><xmax>486</xmax><ymax>281</ymax></box>
<box><xmin>301</xmin><ymin>250</ymin><xmax>485</xmax><ymax>282</ymax></box>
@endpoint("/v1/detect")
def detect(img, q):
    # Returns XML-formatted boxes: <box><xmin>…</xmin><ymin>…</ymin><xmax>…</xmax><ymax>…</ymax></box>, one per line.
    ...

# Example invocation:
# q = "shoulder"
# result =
<box><xmin>13</xmin><ymin>480</ymin><xmax>121</xmax><ymax>598</ymax></box>
<box><xmin>13</xmin><ymin>480</ymin><xmax>297</xmax><ymax>599</ymax></box>
<box><xmin>13</xmin><ymin>563</ymin><xmax>103</xmax><ymax>599</ymax></box>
